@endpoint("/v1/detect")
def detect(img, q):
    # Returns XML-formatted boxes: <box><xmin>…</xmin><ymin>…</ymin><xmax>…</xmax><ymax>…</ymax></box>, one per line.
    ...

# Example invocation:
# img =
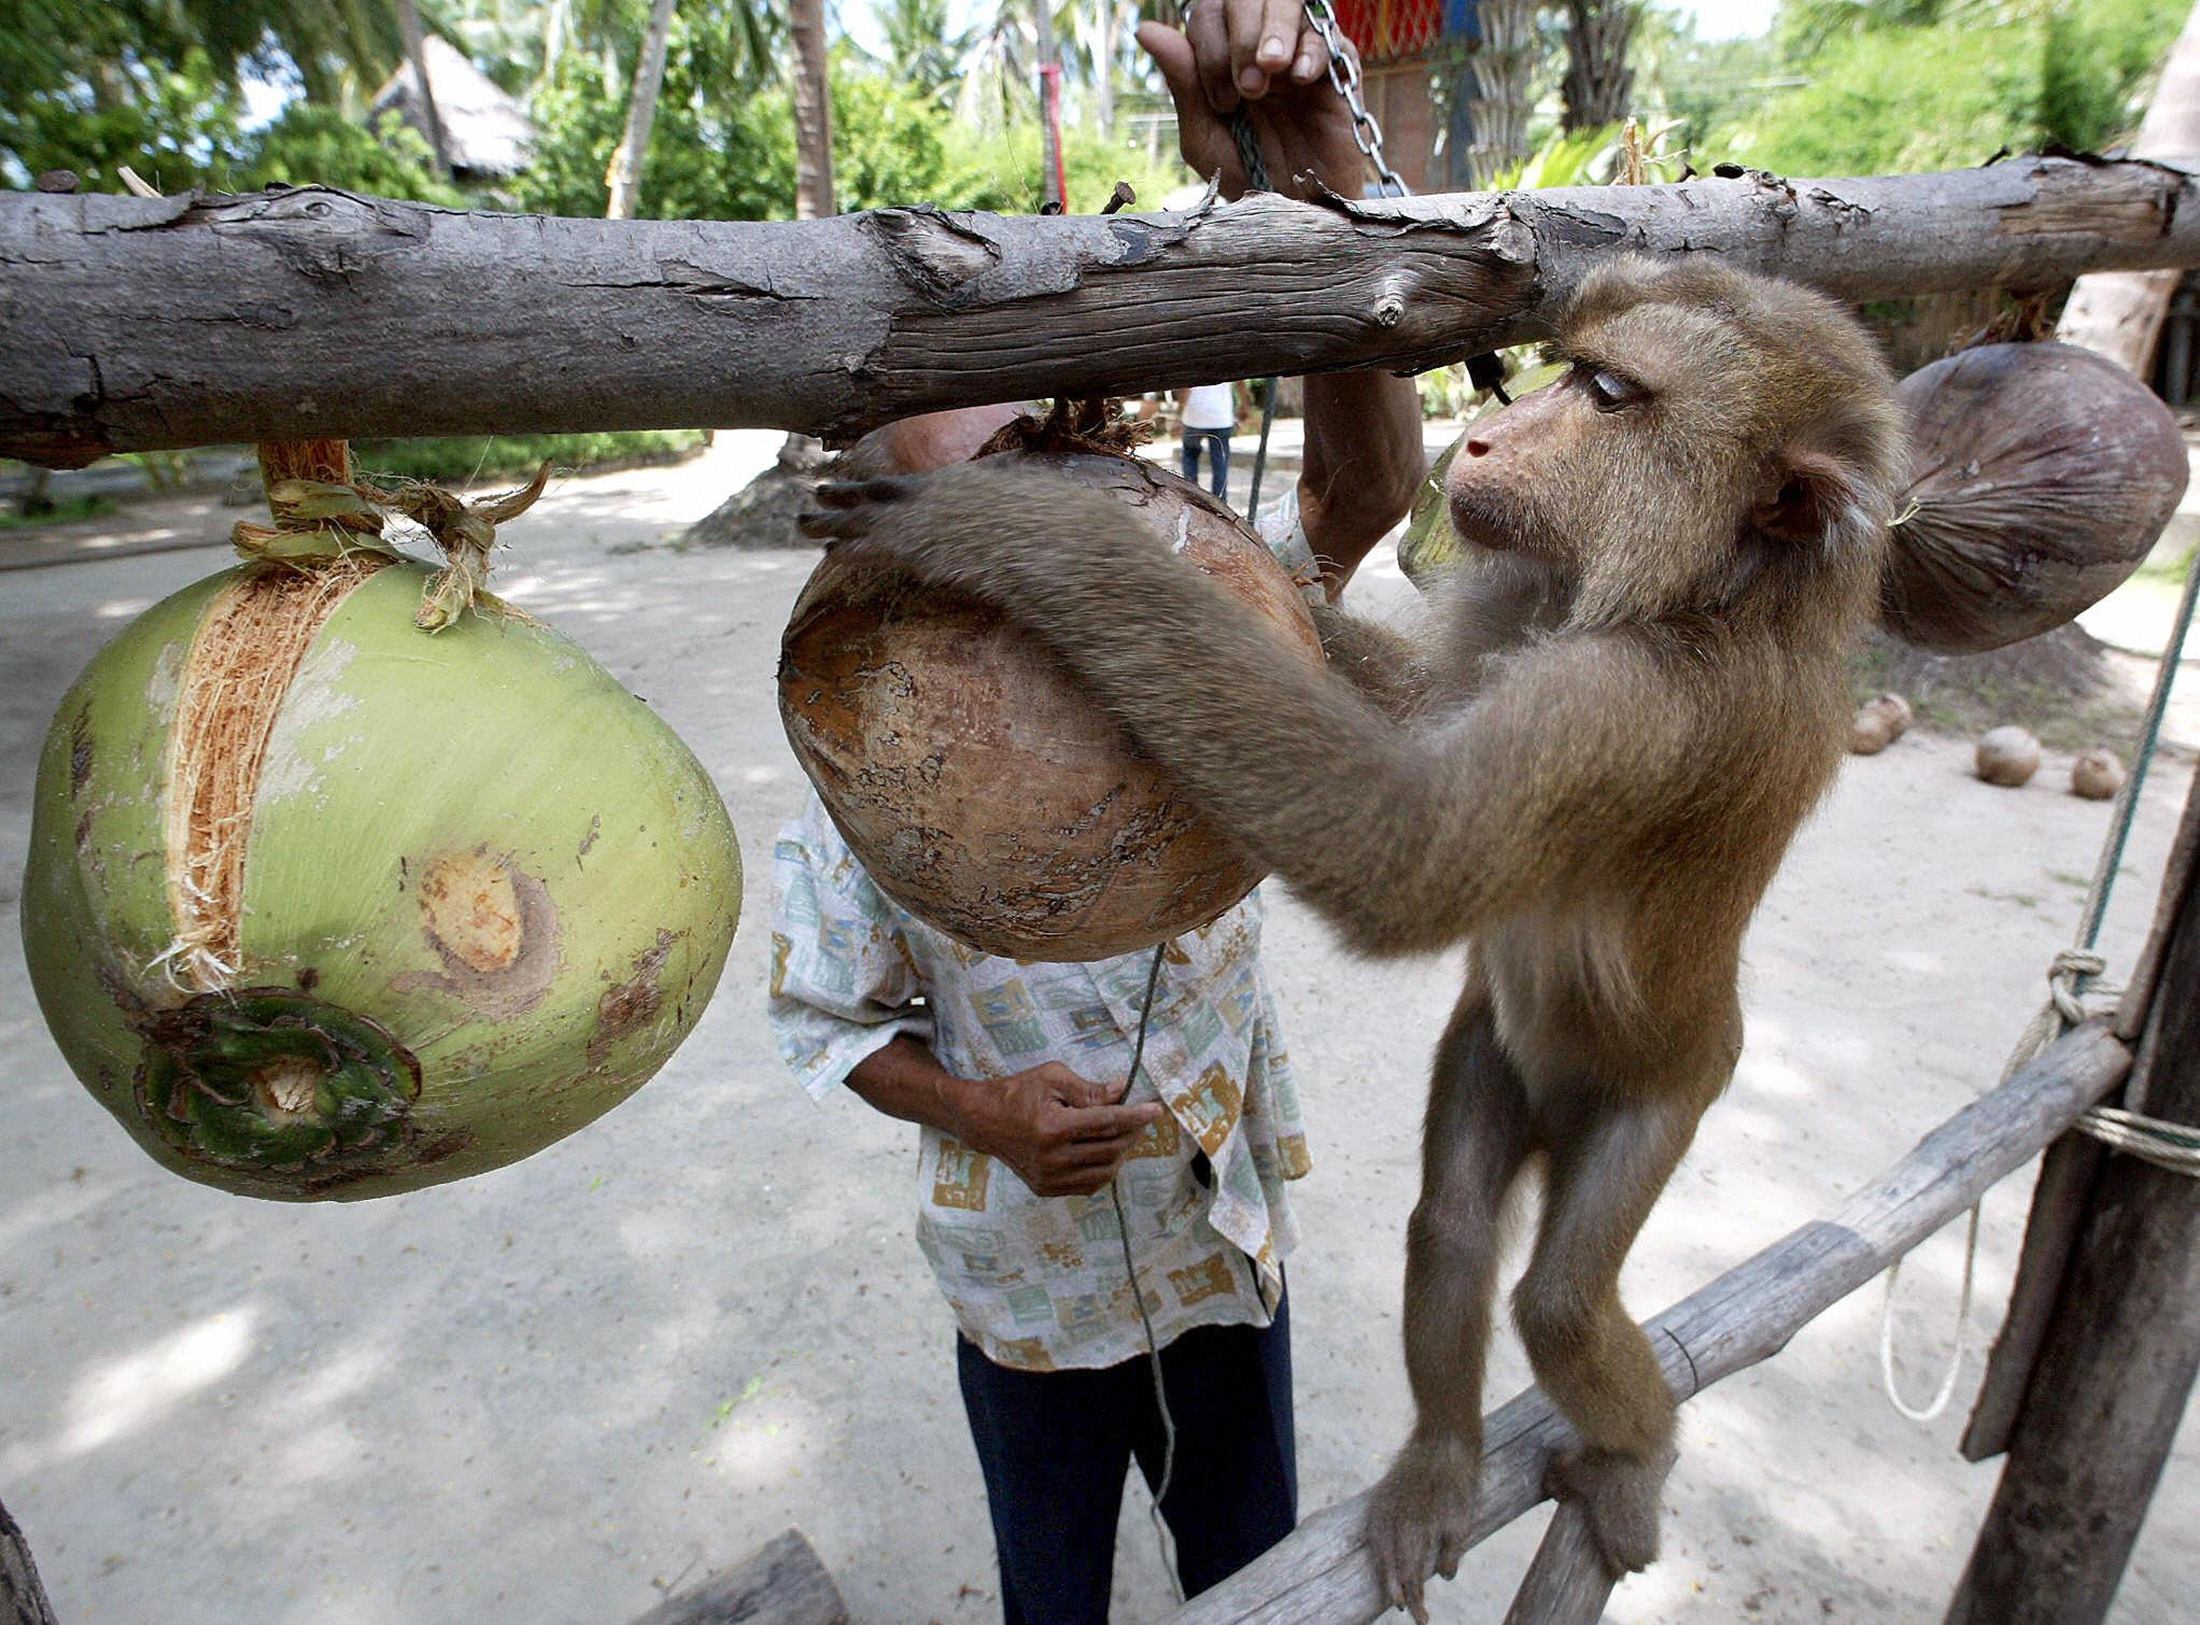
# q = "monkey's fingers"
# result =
<box><xmin>794</xmin><ymin>508</ymin><xmax>874</xmax><ymax>543</ymax></box>
<box><xmin>810</xmin><ymin>476</ymin><xmax>921</xmax><ymax>508</ymax></box>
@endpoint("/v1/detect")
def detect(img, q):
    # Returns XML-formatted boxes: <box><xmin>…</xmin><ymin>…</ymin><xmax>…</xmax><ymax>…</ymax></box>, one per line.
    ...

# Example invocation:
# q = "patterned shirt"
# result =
<box><xmin>769</xmin><ymin>792</ymin><xmax>1311</xmax><ymax>1371</ymax></box>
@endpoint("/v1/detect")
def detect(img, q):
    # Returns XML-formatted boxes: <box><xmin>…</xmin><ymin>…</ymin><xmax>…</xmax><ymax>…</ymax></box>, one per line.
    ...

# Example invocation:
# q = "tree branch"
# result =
<box><xmin>4</xmin><ymin>155</ymin><xmax>2198</xmax><ymax>466</ymax></box>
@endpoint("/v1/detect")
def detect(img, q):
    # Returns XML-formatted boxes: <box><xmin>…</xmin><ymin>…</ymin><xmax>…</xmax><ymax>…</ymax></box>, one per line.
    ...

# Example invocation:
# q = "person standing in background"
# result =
<box><xmin>1177</xmin><ymin>381</ymin><xmax>1238</xmax><ymax>499</ymax></box>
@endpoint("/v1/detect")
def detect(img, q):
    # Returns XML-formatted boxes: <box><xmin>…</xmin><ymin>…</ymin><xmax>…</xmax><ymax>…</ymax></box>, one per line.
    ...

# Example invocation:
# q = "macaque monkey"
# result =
<box><xmin>800</xmin><ymin>257</ymin><xmax>1907</xmax><ymax>1617</ymax></box>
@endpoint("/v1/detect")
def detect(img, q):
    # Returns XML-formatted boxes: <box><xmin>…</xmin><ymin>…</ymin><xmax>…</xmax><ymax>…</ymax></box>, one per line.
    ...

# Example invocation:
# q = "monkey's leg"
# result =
<box><xmin>1366</xmin><ymin>996</ymin><xmax>1534</xmax><ymax>1624</ymax></box>
<box><xmin>1511</xmin><ymin>1096</ymin><xmax>1699</xmax><ymax>1577</ymax></box>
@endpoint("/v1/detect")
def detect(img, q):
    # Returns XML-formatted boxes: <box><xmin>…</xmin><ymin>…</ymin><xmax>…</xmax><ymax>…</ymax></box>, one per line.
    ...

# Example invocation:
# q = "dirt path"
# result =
<box><xmin>0</xmin><ymin>445</ymin><xmax>2192</xmax><ymax>1624</ymax></box>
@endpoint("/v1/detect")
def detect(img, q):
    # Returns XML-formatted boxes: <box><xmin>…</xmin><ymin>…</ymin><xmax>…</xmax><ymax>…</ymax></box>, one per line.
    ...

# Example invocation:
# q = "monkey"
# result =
<box><xmin>799</xmin><ymin>256</ymin><xmax>1907</xmax><ymax>1618</ymax></box>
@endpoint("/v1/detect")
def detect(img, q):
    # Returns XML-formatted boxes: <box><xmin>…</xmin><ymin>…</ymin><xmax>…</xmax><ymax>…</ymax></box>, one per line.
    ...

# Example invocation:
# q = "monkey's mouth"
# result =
<box><xmin>1446</xmin><ymin>492</ymin><xmax>1524</xmax><ymax>555</ymax></box>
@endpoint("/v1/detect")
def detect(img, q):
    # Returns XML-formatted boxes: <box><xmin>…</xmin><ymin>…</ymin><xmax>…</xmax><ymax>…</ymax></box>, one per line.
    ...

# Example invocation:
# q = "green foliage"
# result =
<box><xmin>1664</xmin><ymin>0</ymin><xmax>2190</xmax><ymax>177</ymax></box>
<box><xmin>239</xmin><ymin>106</ymin><xmax>465</xmax><ymax>204</ymax></box>
<box><xmin>349</xmin><ymin>430</ymin><xmax>707</xmax><ymax>484</ymax></box>
<box><xmin>0</xmin><ymin>46</ymin><xmax>249</xmax><ymax>194</ymax></box>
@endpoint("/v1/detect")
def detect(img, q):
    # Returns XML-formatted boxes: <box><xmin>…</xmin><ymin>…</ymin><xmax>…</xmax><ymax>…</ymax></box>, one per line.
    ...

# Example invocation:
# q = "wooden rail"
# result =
<box><xmin>7</xmin><ymin>154</ymin><xmax>2200</xmax><ymax>465</ymax></box>
<box><xmin>1165</xmin><ymin>1022</ymin><xmax>2133</xmax><ymax>1624</ymax></box>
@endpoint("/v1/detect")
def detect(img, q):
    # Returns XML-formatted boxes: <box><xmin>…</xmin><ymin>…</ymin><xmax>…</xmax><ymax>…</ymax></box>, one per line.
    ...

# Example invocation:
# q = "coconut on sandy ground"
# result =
<box><xmin>0</xmin><ymin>436</ymin><xmax>2194</xmax><ymax>1624</ymax></box>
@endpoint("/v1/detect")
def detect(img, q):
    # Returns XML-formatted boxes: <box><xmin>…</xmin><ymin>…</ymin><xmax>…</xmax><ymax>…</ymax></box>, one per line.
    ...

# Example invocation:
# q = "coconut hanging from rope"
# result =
<box><xmin>21</xmin><ymin>443</ymin><xmax>743</xmax><ymax>1200</ymax></box>
<box><xmin>778</xmin><ymin>403</ymin><xmax>1324</xmax><ymax>961</ymax></box>
<box><xmin>1880</xmin><ymin>340</ymin><xmax>2188</xmax><ymax>653</ymax></box>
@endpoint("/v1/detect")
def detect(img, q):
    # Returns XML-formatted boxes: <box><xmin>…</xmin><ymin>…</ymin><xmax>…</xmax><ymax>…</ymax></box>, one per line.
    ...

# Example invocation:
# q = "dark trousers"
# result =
<box><xmin>956</xmin><ymin>1291</ymin><xmax>1296</xmax><ymax>1623</ymax></box>
<box><xmin>1180</xmin><ymin>427</ymin><xmax>1231</xmax><ymax>498</ymax></box>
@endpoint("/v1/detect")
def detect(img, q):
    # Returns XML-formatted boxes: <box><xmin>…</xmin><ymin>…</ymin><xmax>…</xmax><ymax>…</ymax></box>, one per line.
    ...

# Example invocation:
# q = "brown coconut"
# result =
<box><xmin>779</xmin><ymin>445</ymin><xmax>1322</xmax><ymax>961</ymax></box>
<box><xmin>1976</xmin><ymin>725</ymin><xmax>2043</xmax><ymax>788</ymax></box>
<box><xmin>2071</xmin><ymin>748</ymin><xmax>2127</xmax><ymax>801</ymax></box>
<box><xmin>1881</xmin><ymin>342</ymin><xmax>2188</xmax><ymax>654</ymax></box>
<box><xmin>1850</xmin><ymin>692</ymin><xmax>1913</xmax><ymax>754</ymax></box>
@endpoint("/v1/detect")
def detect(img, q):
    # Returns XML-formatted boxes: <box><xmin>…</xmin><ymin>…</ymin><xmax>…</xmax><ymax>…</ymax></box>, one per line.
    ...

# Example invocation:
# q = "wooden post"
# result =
<box><xmin>1946</xmin><ymin>816</ymin><xmax>2200</xmax><ymax>1622</ymax></box>
<box><xmin>2</xmin><ymin>1497</ymin><xmax>58</xmax><ymax>1625</ymax></box>
<box><xmin>1501</xmin><ymin>1503</ymin><xmax>1616</xmax><ymax>1625</ymax></box>
<box><xmin>622</xmin><ymin>1528</ymin><xmax>848</xmax><ymax>1625</ymax></box>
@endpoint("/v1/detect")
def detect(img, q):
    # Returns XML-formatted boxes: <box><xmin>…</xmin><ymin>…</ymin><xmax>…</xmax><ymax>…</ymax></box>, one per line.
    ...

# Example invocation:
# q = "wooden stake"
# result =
<box><xmin>1947</xmin><ymin>842</ymin><xmax>2200</xmax><ymax>1622</ymax></box>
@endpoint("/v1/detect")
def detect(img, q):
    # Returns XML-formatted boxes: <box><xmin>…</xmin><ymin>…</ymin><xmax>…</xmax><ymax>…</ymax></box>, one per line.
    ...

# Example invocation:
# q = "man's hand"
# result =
<box><xmin>960</xmin><ymin>1062</ymin><xmax>1164</xmax><ymax>1197</ymax></box>
<box><xmin>1138</xmin><ymin>1</ymin><xmax>1367</xmax><ymax>202</ymax></box>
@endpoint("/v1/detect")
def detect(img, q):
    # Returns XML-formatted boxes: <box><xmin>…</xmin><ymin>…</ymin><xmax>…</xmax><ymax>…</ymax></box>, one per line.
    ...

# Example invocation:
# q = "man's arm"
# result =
<box><xmin>848</xmin><ymin>1035</ymin><xmax>1163</xmax><ymax>1198</ymax></box>
<box><xmin>1139</xmin><ymin>4</ymin><xmax>1425</xmax><ymax>598</ymax></box>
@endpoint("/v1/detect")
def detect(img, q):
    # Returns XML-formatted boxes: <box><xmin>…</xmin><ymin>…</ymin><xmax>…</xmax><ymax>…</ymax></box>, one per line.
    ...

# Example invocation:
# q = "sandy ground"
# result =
<box><xmin>1</xmin><ymin>436</ymin><xmax>2196</xmax><ymax>1625</ymax></box>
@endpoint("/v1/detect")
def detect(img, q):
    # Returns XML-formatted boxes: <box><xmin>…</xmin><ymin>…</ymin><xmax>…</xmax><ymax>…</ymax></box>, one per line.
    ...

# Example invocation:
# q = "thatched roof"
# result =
<box><xmin>372</xmin><ymin>35</ymin><xmax>535</xmax><ymax>179</ymax></box>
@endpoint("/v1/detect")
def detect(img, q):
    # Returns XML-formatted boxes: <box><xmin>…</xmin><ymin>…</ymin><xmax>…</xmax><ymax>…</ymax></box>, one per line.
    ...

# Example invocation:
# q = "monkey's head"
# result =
<box><xmin>1445</xmin><ymin>257</ymin><xmax>1906</xmax><ymax>631</ymax></box>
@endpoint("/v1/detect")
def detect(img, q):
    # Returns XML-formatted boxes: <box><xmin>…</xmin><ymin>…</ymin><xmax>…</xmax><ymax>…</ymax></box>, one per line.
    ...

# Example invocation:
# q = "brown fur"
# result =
<box><xmin>800</xmin><ymin>257</ymin><xmax>1907</xmax><ymax>1613</ymax></box>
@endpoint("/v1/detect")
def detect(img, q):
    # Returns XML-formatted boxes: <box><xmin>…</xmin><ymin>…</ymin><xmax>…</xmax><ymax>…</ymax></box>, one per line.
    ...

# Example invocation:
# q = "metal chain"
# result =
<box><xmin>1300</xmin><ymin>0</ymin><xmax>1407</xmax><ymax>198</ymax></box>
<box><xmin>1199</xmin><ymin>0</ymin><xmax>1407</xmax><ymax>200</ymax></box>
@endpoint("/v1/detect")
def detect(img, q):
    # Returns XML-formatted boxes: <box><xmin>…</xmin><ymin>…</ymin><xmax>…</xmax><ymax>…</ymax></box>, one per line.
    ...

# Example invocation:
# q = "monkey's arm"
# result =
<box><xmin>805</xmin><ymin>465</ymin><xmax>1686</xmax><ymax>957</ymax></box>
<box><xmin>1311</xmin><ymin>602</ymin><xmax>1432</xmax><ymax>723</ymax></box>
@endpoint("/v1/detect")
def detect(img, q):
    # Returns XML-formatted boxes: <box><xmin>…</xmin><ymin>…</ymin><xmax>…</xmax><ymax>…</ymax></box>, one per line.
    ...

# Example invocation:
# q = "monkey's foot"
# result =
<box><xmin>1365</xmin><ymin>1435</ymin><xmax>1480</xmax><ymax>1624</ymax></box>
<box><xmin>1546</xmin><ymin>1443</ymin><xmax>1678</xmax><ymax>1577</ymax></box>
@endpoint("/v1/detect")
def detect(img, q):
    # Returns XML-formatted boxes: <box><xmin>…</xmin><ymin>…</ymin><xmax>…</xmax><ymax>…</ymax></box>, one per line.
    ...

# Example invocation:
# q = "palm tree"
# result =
<box><xmin>789</xmin><ymin>0</ymin><xmax>835</xmax><ymax>219</ymax></box>
<box><xmin>605</xmin><ymin>0</ymin><xmax>678</xmax><ymax>218</ymax></box>
<box><xmin>1561</xmin><ymin>0</ymin><xmax>1640</xmax><ymax>131</ymax></box>
<box><xmin>1468</xmin><ymin>0</ymin><xmax>1540</xmax><ymax>183</ymax></box>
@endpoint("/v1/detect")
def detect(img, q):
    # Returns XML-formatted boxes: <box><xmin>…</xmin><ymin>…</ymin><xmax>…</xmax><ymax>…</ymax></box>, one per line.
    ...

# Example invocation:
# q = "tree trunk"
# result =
<box><xmin>1096</xmin><ymin>0</ymin><xmax>1117</xmax><ymax>141</ymax></box>
<box><xmin>2053</xmin><ymin>0</ymin><xmax>2200</xmax><ymax>375</ymax></box>
<box><xmin>1561</xmin><ymin>0</ymin><xmax>1638</xmax><ymax>132</ymax></box>
<box><xmin>1033</xmin><ymin>0</ymin><xmax>1064</xmax><ymax>210</ymax></box>
<box><xmin>6</xmin><ymin>156</ymin><xmax>2200</xmax><ymax>464</ymax></box>
<box><xmin>1468</xmin><ymin>0</ymin><xmax>1537</xmax><ymax>184</ymax></box>
<box><xmin>607</xmin><ymin>0</ymin><xmax>681</xmax><ymax>221</ymax></box>
<box><xmin>396</xmin><ymin>0</ymin><xmax>450</xmax><ymax>177</ymax></box>
<box><xmin>790</xmin><ymin>0</ymin><xmax>836</xmax><ymax>221</ymax></box>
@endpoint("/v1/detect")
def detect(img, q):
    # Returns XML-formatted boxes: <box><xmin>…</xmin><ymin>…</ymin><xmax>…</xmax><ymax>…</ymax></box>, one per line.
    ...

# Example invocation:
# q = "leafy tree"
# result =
<box><xmin>240</xmin><ymin>105</ymin><xmax>465</xmax><ymax>203</ymax></box>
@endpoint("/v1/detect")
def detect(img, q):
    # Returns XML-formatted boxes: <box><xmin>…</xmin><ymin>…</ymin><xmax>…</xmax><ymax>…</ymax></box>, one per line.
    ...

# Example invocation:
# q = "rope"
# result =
<box><xmin>1112</xmin><ymin>939</ymin><xmax>1185</xmax><ymax>1601</ymax></box>
<box><xmin>1878</xmin><ymin>530</ymin><xmax>2200</xmax><ymax>1423</ymax></box>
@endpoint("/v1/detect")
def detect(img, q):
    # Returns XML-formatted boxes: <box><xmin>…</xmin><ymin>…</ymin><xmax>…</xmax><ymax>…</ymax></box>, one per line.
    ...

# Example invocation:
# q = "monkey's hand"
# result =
<box><xmin>798</xmin><ymin>465</ymin><xmax>1134</xmax><ymax>605</ymax></box>
<box><xmin>1365</xmin><ymin>1433</ymin><xmax>1479</xmax><ymax>1623</ymax></box>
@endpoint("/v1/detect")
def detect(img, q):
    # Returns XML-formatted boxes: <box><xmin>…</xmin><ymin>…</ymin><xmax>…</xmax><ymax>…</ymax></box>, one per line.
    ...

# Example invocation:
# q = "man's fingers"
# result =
<box><xmin>1291</xmin><ymin>19</ymin><xmax>1330</xmax><ymax>82</ymax></box>
<box><xmin>1137</xmin><ymin>19</ymin><xmax>1202</xmax><ymax>113</ymax></box>
<box><xmin>1185</xmin><ymin>0</ymin><xmax>1239</xmax><ymax>113</ymax></box>
<box><xmin>1060</xmin><ymin>1102</ymin><xmax>1163</xmax><ymax>1140</ymax></box>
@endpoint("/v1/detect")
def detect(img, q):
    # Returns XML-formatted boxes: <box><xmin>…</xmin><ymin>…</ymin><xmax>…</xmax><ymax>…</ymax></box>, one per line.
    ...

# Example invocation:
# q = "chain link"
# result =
<box><xmin>1300</xmin><ymin>0</ymin><xmax>1406</xmax><ymax>198</ymax></box>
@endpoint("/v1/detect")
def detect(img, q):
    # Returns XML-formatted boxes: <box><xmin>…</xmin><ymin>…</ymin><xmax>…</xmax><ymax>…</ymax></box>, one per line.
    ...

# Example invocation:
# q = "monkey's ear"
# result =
<box><xmin>1752</xmin><ymin>446</ymin><xmax>1881</xmax><ymax>560</ymax></box>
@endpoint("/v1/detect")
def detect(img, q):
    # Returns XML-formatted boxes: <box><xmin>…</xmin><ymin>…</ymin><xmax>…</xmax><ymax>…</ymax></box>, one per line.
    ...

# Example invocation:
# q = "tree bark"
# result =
<box><xmin>1096</xmin><ymin>0</ymin><xmax>1118</xmax><ymax>142</ymax></box>
<box><xmin>607</xmin><ymin>0</ymin><xmax>681</xmax><ymax>221</ymax></box>
<box><xmin>1469</xmin><ymin>0</ymin><xmax>1538</xmax><ymax>184</ymax></box>
<box><xmin>2054</xmin><ymin>0</ymin><xmax>2200</xmax><ymax>374</ymax></box>
<box><xmin>396</xmin><ymin>0</ymin><xmax>450</xmax><ymax>178</ymax></box>
<box><xmin>790</xmin><ymin>0</ymin><xmax>836</xmax><ymax>222</ymax></box>
<box><xmin>1</xmin><ymin>1496</ymin><xmax>57</xmax><ymax>1625</ymax></box>
<box><xmin>1561</xmin><ymin>0</ymin><xmax>1639</xmax><ymax>132</ymax></box>
<box><xmin>623</xmin><ymin>1528</ymin><xmax>847</xmax><ymax>1625</ymax></box>
<box><xmin>6</xmin><ymin>156</ymin><xmax>2200</xmax><ymax>466</ymax></box>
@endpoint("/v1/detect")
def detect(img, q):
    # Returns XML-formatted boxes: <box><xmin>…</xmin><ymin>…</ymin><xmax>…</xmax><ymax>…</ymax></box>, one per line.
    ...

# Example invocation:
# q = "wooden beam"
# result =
<box><xmin>1501</xmin><ymin>1504</ymin><xmax>1618</xmax><ymax>1625</ymax></box>
<box><xmin>1947</xmin><ymin>859</ymin><xmax>2200</xmax><ymax>1622</ymax></box>
<box><xmin>1964</xmin><ymin>758</ymin><xmax>2200</xmax><ymax>1461</ymax></box>
<box><xmin>6</xmin><ymin>155</ymin><xmax>2200</xmax><ymax>466</ymax></box>
<box><xmin>623</xmin><ymin>1528</ymin><xmax>848</xmax><ymax>1625</ymax></box>
<box><xmin>1</xmin><ymin>1497</ymin><xmax>58</xmax><ymax>1625</ymax></box>
<box><xmin>1166</xmin><ymin>1023</ymin><xmax>2131</xmax><ymax>1625</ymax></box>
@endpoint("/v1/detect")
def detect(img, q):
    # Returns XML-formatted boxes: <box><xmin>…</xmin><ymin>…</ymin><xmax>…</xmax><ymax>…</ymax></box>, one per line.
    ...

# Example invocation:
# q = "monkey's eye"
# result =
<box><xmin>1576</xmin><ymin>364</ymin><xmax>1644</xmax><ymax>412</ymax></box>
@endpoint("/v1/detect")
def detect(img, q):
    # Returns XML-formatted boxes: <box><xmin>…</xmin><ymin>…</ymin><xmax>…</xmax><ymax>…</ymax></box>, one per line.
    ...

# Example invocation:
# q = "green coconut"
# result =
<box><xmin>1399</xmin><ymin>361</ymin><xmax>1566</xmax><ymax>588</ymax></box>
<box><xmin>23</xmin><ymin>551</ymin><xmax>742</xmax><ymax>1201</ymax></box>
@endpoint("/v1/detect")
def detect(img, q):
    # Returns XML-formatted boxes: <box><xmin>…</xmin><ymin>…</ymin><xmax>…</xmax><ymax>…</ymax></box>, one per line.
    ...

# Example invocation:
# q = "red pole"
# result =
<box><xmin>1040</xmin><ymin>62</ymin><xmax>1069</xmax><ymax>209</ymax></box>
